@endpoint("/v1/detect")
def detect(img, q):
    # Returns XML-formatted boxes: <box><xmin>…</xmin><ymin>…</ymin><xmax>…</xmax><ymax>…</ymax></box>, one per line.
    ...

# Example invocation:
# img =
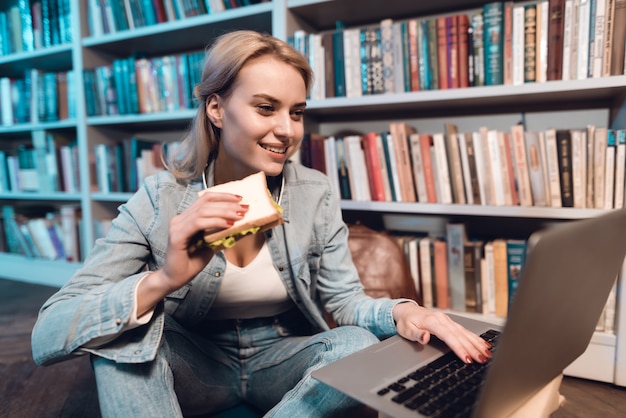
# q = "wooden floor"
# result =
<box><xmin>1</xmin><ymin>278</ymin><xmax>626</xmax><ymax>418</ymax></box>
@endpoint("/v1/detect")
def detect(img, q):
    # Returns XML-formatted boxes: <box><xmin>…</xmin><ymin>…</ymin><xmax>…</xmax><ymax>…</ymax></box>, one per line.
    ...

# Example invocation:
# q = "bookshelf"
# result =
<box><xmin>0</xmin><ymin>0</ymin><xmax>625</xmax><ymax>387</ymax></box>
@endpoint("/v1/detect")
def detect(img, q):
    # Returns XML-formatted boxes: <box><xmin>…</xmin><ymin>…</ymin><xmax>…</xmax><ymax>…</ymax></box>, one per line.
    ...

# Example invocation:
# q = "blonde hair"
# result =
<box><xmin>166</xmin><ymin>30</ymin><xmax>313</xmax><ymax>180</ymax></box>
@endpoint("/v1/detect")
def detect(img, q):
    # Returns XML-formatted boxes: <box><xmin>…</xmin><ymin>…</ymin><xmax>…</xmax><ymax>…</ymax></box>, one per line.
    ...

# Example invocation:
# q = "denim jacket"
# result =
<box><xmin>31</xmin><ymin>161</ymin><xmax>403</xmax><ymax>366</ymax></box>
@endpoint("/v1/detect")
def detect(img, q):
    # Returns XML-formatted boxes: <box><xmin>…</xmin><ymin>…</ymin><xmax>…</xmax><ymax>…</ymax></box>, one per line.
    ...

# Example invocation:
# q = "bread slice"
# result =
<box><xmin>197</xmin><ymin>171</ymin><xmax>283</xmax><ymax>249</ymax></box>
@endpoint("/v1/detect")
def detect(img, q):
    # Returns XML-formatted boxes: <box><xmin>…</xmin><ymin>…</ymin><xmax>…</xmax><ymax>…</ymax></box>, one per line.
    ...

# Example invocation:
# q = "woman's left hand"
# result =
<box><xmin>392</xmin><ymin>302</ymin><xmax>493</xmax><ymax>364</ymax></box>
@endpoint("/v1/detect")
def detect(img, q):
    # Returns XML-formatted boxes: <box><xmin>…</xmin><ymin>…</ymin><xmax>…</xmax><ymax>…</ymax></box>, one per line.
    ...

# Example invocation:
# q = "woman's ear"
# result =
<box><xmin>205</xmin><ymin>94</ymin><xmax>223</xmax><ymax>128</ymax></box>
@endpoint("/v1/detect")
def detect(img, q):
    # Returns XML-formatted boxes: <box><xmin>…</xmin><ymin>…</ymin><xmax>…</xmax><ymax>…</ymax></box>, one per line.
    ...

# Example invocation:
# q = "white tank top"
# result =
<box><xmin>210</xmin><ymin>241</ymin><xmax>293</xmax><ymax>319</ymax></box>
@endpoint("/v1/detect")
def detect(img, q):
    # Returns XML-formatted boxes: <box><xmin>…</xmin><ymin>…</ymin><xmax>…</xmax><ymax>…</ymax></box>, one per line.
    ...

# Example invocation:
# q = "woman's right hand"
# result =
<box><xmin>137</xmin><ymin>191</ymin><xmax>249</xmax><ymax>315</ymax></box>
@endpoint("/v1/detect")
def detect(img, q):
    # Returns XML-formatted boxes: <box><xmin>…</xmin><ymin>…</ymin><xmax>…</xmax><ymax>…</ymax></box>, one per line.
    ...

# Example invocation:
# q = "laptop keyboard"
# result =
<box><xmin>376</xmin><ymin>329</ymin><xmax>501</xmax><ymax>418</ymax></box>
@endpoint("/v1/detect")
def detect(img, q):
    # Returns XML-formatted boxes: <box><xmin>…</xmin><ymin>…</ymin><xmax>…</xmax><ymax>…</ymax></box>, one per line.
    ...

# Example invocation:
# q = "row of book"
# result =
<box><xmin>93</xmin><ymin>137</ymin><xmax>180</xmax><ymax>193</ymax></box>
<box><xmin>87</xmin><ymin>0</ymin><xmax>269</xmax><ymax>37</ymax></box>
<box><xmin>0</xmin><ymin>131</ymin><xmax>180</xmax><ymax>194</ymax></box>
<box><xmin>0</xmin><ymin>0</ymin><xmax>72</xmax><ymax>56</ymax></box>
<box><xmin>84</xmin><ymin>51</ymin><xmax>204</xmax><ymax>116</ymax></box>
<box><xmin>0</xmin><ymin>204</ymin><xmax>81</xmax><ymax>262</ymax></box>
<box><xmin>0</xmin><ymin>130</ymin><xmax>78</xmax><ymax>193</ymax></box>
<box><xmin>391</xmin><ymin>222</ymin><xmax>617</xmax><ymax>333</ymax></box>
<box><xmin>301</xmin><ymin>124</ymin><xmax>626</xmax><ymax>210</ymax></box>
<box><xmin>0</xmin><ymin>69</ymin><xmax>75</xmax><ymax>127</ymax></box>
<box><xmin>290</xmin><ymin>0</ymin><xmax>626</xmax><ymax>100</ymax></box>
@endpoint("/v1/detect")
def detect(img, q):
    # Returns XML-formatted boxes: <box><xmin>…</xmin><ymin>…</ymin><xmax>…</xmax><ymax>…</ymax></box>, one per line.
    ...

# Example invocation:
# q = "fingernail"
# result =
<box><xmin>240</xmin><ymin>204</ymin><xmax>250</xmax><ymax>209</ymax></box>
<box><xmin>234</xmin><ymin>195</ymin><xmax>242</xmax><ymax>200</ymax></box>
<box><xmin>226</xmin><ymin>220</ymin><xmax>234</xmax><ymax>225</ymax></box>
<box><xmin>478</xmin><ymin>354</ymin><xmax>487</xmax><ymax>363</ymax></box>
<box><xmin>465</xmin><ymin>356</ymin><xmax>473</xmax><ymax>364</ymax></box>
<box><xmin>236</xmin><ymin>211</ymin><xmax>245</xmax><ymax>216</ymax></box>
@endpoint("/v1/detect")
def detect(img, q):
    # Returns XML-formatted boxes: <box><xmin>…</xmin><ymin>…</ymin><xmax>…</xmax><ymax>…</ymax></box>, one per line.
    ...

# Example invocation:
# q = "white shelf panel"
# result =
<box><xmin>341</xmin><ymin>200</ymin><xmax>611</xmax><ymax>220</ymax></box>
<box><xmin>0</xmin><ymin>253</ymin><xmax>81</xmax><ymax>288</ymax></box>
<box><xmin>305</xmin><ymin>76</ymin><xmax>626</xmax><ymax>119</ymax></box>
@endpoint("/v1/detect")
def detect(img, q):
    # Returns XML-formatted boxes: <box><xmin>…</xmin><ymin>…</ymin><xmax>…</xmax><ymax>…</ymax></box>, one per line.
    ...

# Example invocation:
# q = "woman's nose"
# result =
<box><xmin>274</xmin><ymin>112</ymin><xmax>295</xmax><ymax>138</ymax></box>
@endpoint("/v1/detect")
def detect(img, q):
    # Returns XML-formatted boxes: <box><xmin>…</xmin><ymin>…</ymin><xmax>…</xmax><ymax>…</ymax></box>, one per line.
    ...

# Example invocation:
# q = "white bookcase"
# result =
<box><xmin>0</xmin><ymin>0</ymin><xmax>624</xmax><ymax>386</ymax></box>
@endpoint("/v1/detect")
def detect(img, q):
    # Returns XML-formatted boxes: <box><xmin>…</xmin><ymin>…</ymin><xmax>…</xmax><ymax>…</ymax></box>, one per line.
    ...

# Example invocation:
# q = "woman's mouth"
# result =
<box><xmin>260</xmin><ymin>144</ymin><xmax>287</xmax><ymax>154</ymax></box>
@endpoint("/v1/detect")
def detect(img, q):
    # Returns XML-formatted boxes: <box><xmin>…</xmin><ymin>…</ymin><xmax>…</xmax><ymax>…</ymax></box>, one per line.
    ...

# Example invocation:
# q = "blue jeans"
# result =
<box><xmin>91</xmin><ymin>308</ymin><xmax>380</xmax><ymax>417</ymax></box>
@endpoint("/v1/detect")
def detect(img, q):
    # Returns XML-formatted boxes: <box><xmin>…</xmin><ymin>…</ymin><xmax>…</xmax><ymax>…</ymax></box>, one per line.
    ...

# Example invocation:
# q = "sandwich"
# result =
<box><xmin>196</xmin><ymin>171</ymin><xmax>283</xmax><ymax>250</ymax></box>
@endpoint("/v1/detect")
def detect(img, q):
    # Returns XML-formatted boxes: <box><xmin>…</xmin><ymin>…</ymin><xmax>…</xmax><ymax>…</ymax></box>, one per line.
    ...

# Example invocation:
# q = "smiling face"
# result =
<box><xmin>207</xmin><ymin>55</ymin><xmax>307</xmax><ymax>183</ymax></box>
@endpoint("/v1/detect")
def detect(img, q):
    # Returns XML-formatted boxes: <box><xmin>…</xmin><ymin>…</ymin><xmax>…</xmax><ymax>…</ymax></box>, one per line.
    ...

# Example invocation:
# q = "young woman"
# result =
<box><xmin>31</xmin><ymin>30</ymin><xmax>492</xmax><ymax>417</ymax></box>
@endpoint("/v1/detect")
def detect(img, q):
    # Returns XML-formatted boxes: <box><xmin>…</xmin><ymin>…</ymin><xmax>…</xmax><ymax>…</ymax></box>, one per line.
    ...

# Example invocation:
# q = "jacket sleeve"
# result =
<box><xmin>313</xmin><ymin>177</ymin><xmax>408</xmax><ymax>339</ymax></box>
<box><xmin>31</xmin><ymin>179</ymin><xmax>166</xmax><ymax>366</ymax></box>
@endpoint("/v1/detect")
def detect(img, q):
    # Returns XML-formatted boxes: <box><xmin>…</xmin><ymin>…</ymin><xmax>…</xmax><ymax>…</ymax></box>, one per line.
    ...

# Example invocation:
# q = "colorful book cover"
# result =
<box><xmin>446</xmin><ymin>223</ymin><xmax>467</xmax><ymax>312</ymax></box>
<box><xmin>506</xmin><ymin>239</ymin><xmax>527</xmax><ymax>310</ymax></box>
<box><xmin>483</xmin><ymin>1</ymin><xmax>505</xmax><ymax>85</ymax></box>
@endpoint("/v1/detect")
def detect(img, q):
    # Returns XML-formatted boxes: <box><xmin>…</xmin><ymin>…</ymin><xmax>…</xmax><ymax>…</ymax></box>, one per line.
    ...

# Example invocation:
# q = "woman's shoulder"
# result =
<box><xmin>284</xmin><ymin>160</ymin><xmax>330</xmax><ymax>184</ymax></box>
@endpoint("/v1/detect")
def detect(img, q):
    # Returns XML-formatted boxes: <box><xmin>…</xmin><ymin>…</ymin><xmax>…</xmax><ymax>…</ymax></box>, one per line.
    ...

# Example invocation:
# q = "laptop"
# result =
<box><xmin>312</xmin><ymin>208</ymin><xmax>626</xmax><ymax>418</ymax></box>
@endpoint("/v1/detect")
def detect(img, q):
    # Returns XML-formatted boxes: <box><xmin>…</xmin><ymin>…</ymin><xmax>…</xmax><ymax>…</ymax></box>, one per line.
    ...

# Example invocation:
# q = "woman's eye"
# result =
<box><xmin>258</xmin><ymin>105</ymin><xmax>274</xmax><ymax>113</ymax></box>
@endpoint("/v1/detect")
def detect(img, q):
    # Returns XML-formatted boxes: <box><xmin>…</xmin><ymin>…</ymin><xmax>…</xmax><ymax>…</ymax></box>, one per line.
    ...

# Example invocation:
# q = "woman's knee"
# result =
<box><xmin>323</xmin><ymin>326</ymin><xmax>380</xmax><ymax>360</ymax></box>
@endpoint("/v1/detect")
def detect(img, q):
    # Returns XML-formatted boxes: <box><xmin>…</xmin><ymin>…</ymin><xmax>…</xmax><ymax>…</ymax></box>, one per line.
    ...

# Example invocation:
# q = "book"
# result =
<box><xmin>332</xmin><ymin>21</ymin><xmax>346</xmax><ymax>97</ymax></box>
<box><xmin>461</xmin><ymin>132</ymin><xmax>482</xmax><ymax>204</ymax></box>
<box><xmin>500</xmin><ymin>131</ymin><xmax>518</xmax><ymax>206</ymax></box>
<box><xmin>446</xmin><ymin>14</ymin><xmax>459</xmax><ymax>89</ymax></box>
<box><xmin>446</xmin><ymin>223</ymin><xmax>467</xmax><ymax>312</ymax></box>
<box><xmin>511</xmin><ymin>124</ymin><xmax>533</xmax><ymax>206</ymax></box>
<box><xmin>604</xmin><ymin>129</ymin><xmax>616</xmax><ymax>209</ymax></box>
<box><xmin>407</xmin><ymin>19</ymin><xmax>420</xmax><ymax>92</ymax></box>
<box><xmin>389</xmin><ymin>122</ymin><xmax>417</xmax><ymax>202</ymax></box>
<box><xmin>418</xmin><ymin>133</ymin><xmax>438</xmax><ymax>203</ymax></box>
<box><xmin>408</xmin><ymin>133</ymin><xmax>428</xmax><ymax>203</ymax></box>
<box><xmin>536</xmin><ymin>0</ymin><xmax>549</xmax><ymax>82</ymax></box>
<box><xmin>471</xmin><ymin>12</ymin><xmax>486</xmax><ymax>86</ymax></box>
<box><xmin>610</xmin><ymin>0</ymin><xmax>626</xmax><ymax>75</ymax></box>
<box><xmin>614</xmin><ymin>130</ymin><xmax>626</xmax><ymax>208</ymax></box>
<box><xmin>381</xmin><ymin>131</ymin><xmax>400</xmax><ymax>201</ymax></box>
<box><xmin>419</xmin><ymin>236</ymin><xmax>434</xmax><ymax>308</ymax></box>
<box><xmin>343</xmin><ymin>28</ymin><xmax>363</xmax><ymax>98</ymax></box>
<box><xmin>556</xmin><ymin>129</ymin><xmax>575</xmax><ymax>207</ymax></box>
<box><xmin>593</xmin><ymin>127</ymin><xmax>608</xmax><ymax>208</ymax></box>
<box><xmin>334</xmin><ymin>137</ymin><xmax>352</xmax><ymax>200</ymax></box>
<box><xmin>391</xmin><ymin>21</ymin><xmax>406</xmax><ymax>94</ymax></box>
<box><xmin>524</xmin><ymin>130</ymin><xmax>549</xmax><ymax>206</ymax></box>
<box><xmin>361</xmin><ymin>132</ymin><xmax>386</xmax><ymax>201</ymax></box>
<box><xmin>524</xmin><ymin>3</ymin><xmax>538</xmax><ymax>82</ymax></box>
<box><xmin>445</xmin><ymin>123</ymin><xmax>466</xmax><ymax>204</ymax></box>
<box><xmin>472</xmin><ymin>129</ymin><xmax>491</xmax><ymax>205</ymax></box>
<box><xmin>463</xmin><ymin>240</ymin><xmax>484</xmax><ymax>313</ymax></box>
<box><xmin>506</xmin><ymin>239</ymin><xmax>527</xmax><ymax>311</ymax></box>
<box><xmin>485</xmin><ymin>129</ymin><xmax>507</xmax><ymax>206</ymax></box>
<box><xmin>571</xmin><ymin>128</ymin><xmax>589</xmax><ymax>208</ymax></box>
<box><xmin>503</xmin><ymin>1</ymin><xmax>514</xmax><ymax>85</ymax></box>
<box><xmin>482</xmin><ymin>240</ymin><xmax>496</xmax><ymax>315</ymax></box>
<box><xmin>592</xmin><ymin>0</ymin><xmax>607</xmax><ymax>77</ymax></box>
<box><xmin>544</xmin><ymin>128</ymin><xmax>563</xmax><ymax>207</ymax></box>
<box><xmin>430</xmin><ymin>132</ymin><xmax>452</xmax><ymax>204</ymax></box>
<box><xmin>343</xmin><ymin>135</ymin><xmax>370</xmax><ymax>201</ymax></box>
<box><xmin>547</xmin><ymin>0</ymin><xmax>566</xmax><ymax>80</ymax></box>
<box><xmin>457</xmin><ymin>13</ymin><xmax>470</xmax><ymax>88</ymax></box>
<box><xmin>59</xmin><ymin>204</ymin><xmax>81</xmax><ymax>262</ymax></box>
<box><xmin>483</xmin><ymin>1</ymin><xmax>505</xmax><ymax>85</ymax></box>
<box><xmin>436</xmin><ymin>17</ymin><xmax>449</xmax><ymax>89</ymax></box>
<box><xmin>511</xmin><ymin>3</ymin><xmax>525</xmax><ymax>85</ymax></box>
<box><xmin>492</xmin><ymin>238</ymin><xmax>509</xmax><ymax>317</ymax></box>
<box><xmin>433</xmin><ymin>238</ymin><xmax>450</xmax><ymax>309</ymax></box>
<box><xmin>601</xmin><ymin>0</ymin><xmax>616</xmax><ymax>77</ymax></box>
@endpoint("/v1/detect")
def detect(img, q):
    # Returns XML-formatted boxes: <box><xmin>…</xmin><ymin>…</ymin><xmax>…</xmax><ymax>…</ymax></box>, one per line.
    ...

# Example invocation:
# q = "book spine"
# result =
<box><xmin>547</xmin><ymin>0</ymin><xmax>566</xmax><ymax>80</ymax></box>
<box><xmin>483</xmin><ymin>1</ymin><xmax>505</xmax><ymax>85</ymax></box>
<box><xmin>556</xmin><ymin>129</ymin><xmax>575</xmax><ymax>207</ymax></box>
<box><xmin>544</xmin><ymin>129</ymin><xmax>563</xmax><ymax>207</ymax></box>
<box><xmin>506</xmin><ymin>239</ymin><xmax>527</xmax><ymax>310</ymax></box>
<box><xmin>379</xmin><ymin>18</ymin><xmax>395</xmax><ymax>94</ymax></box>
<box><xmin>524</xmin><ymin>4</ymin><xmax>537</xmax><ymax>82</ymax></box>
